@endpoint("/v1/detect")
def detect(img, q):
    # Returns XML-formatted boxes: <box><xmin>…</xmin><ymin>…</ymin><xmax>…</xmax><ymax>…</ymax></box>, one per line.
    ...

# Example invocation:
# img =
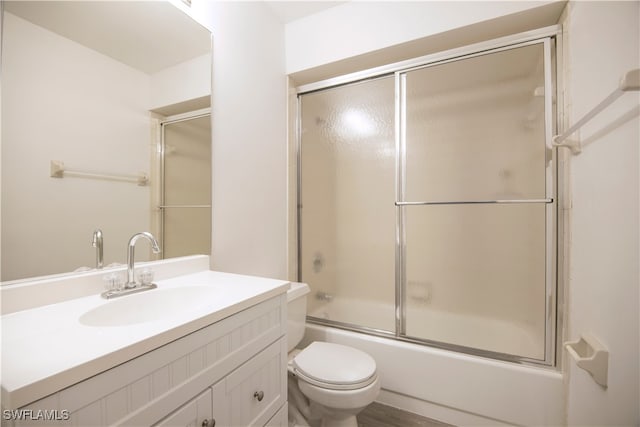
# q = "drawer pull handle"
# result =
<box><xmin>254</xmin><ymin>390</ymin><xmax>265</xmax><ymax>402</ymax></box>
<box><xmin>202</xmin><ymin>419</ymin><xmax>215</xmax><ymax>427</ymax></box>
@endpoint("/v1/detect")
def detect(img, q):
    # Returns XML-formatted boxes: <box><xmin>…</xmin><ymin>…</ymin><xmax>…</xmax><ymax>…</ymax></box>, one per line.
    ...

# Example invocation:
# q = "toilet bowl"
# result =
<box><xmin>287</xmin><ymin>282</ymin><xmax>380</xmax><ymax>427</ymax></box>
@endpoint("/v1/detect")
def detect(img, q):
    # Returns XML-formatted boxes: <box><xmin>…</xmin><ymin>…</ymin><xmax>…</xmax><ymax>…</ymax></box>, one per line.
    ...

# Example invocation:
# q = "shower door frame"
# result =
<box><xmin>296</xmin><ymin>25</ymin><xmax>564</xmax><ymax>367</ymax></box>
<box><xmin>155</xmin><ymin>108</ymin><xmax>212</xmax><ymax>258</ymax></box>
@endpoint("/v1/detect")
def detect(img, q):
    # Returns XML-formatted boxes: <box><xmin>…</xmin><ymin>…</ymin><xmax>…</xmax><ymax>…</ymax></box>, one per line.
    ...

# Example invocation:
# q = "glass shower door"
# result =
<box><xmin>399</xmin><ymin>42</ymin><xmax>553</xmax><ymax>360</ymax></box>
<box><xmin>299</xmin><ymin>76</ymin><xmax>396</xmax><ymax>332</ymax></box>
<box><xmin>161</xmin><ymin>114</ymin><xmax>211</xmax><ymax>259</ymax></box>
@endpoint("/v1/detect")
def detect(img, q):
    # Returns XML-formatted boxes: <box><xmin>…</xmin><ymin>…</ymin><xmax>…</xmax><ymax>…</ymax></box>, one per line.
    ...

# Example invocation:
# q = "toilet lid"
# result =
<box><xmin>293</xmin><ymin>342</ymin><xmax>377</xmax><ymax>390</ymax></box>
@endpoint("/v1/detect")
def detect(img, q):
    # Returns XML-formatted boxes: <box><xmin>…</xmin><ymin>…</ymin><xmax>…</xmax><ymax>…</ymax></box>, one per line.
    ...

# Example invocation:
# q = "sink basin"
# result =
<box><xmin>80</xmin><ymin>285</ymin><xmax>217</xmax><ymax>327</ymax></box>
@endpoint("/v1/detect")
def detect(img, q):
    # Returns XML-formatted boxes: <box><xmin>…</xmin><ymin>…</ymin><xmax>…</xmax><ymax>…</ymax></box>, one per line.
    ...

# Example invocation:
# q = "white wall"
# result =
<box><xmin>173</xmin><ymin>0</ymin><xmax>563</xmax><ymax>295</ymax></box>
<box><xmin>561</xmin><ymin>2</ymin><xmax>640</xmax><ymax>425</ymax></box>
<box><xmin>285</xmin><ymin>0</ymin><xmax>639</xmax><ymax>424</ymax></box>
<box><xmin>1</xmin><ymin>10</ymin><xmax>213</xmax><ymax>282</ymax></box>
<box><xmin>1</xmin><ymin>13</ymin><xmax>151</xmax><ymax>280</ymax></box>
<box><xmin>285</xmin><ymin>2</ymin><xmax>566</xmax><ymax>425</ymax></box>
<box><xmin>150</xmin><ymin>53</ymin><xmax>211</xmax><ymax>111</ymax></box>
<box><xmin>164</xmin><ymin>0</ymin><xmax>638</xmax><ymax>423</ymax></box>
<box><xmin>286</xmin><ymin>0</ymin><xmax>562</xmax><ymax>76</ymax></box>
<box><xmin>184</xmin><ymin>1</ymin><xmax>288</xmax><ymax>280</ymax></box>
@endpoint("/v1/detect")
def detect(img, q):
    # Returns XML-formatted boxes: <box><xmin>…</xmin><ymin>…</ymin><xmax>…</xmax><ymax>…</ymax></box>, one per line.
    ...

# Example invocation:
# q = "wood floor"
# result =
<box><xmin>357</xmin><ymin>402</ymin><xmax>454</xmax><ymax>427</ymax></box>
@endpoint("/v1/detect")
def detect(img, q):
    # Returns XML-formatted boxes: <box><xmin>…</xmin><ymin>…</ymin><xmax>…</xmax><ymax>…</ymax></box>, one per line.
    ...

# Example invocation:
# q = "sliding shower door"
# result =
<box><xmin>160</xmin><ymin>114</ymin><xmax>211</xmax><ymax>259</ymax></box>
<box><xmin>298</xmin><ymin>35</ymin><xmax>557</xmax><ymax>364</ymax></box>
<box><xmin>399</xmin><ymin>42</ymin><xmax>553</xmax><ymax>360</ymax></box>
<box><xmin>299</xmin><ymin>77</ymin><xmax>396</xmax><ymax>332</ymax></box>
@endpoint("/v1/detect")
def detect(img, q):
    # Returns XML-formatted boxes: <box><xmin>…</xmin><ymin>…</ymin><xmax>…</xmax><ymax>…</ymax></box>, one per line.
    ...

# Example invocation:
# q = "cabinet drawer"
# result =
<box><xmin>265</xmin><ymin>403</ymin><xmax>287</xmax><ymax>427</ymax></box>
<box><xmin>221</xmin><ymin>337</ymin><xmax>286</xmax><ymax>427</ymax></box>
<box><xmin>154</xmin><ymin>389</ymin><xmax>212</xmax><ymax>427</ymax></box>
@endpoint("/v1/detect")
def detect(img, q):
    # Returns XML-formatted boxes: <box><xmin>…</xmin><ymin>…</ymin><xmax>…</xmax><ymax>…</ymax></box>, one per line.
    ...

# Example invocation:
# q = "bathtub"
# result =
<box><xmin>302</xmin><ymin>302</ymin><xmax>564</xmax><ymax>426</ymax></box>
<box><xmin>309</xmin><ymin>297</ymin><xmax>543</xmax><ymax>360</ymax></box>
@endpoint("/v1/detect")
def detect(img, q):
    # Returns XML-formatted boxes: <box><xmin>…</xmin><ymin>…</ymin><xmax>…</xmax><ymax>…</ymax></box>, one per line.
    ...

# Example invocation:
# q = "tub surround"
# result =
<box><xmin>1</xmin><ymin>256</ymin><xmax>289</xmax><ymax>414</ymax></box>
<box><xmin>303</xmin><ymin>324</ymin><xmax>564</xmax><ymax>426</ymax></box>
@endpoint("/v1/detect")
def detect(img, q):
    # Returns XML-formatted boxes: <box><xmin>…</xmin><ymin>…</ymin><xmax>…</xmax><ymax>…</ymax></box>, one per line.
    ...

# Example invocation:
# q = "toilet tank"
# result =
<box><xmin>287</xmin><ymin>282</ymin><xmax>310</xmax><ymax>352</ymax></box>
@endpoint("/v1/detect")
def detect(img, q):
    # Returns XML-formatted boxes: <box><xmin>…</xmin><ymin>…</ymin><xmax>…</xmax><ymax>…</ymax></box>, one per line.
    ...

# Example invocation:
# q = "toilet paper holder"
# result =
<box><xmin>565</xmin><ymin>333</ymin><xmax>609</xmax><ymax>387</ymax></box>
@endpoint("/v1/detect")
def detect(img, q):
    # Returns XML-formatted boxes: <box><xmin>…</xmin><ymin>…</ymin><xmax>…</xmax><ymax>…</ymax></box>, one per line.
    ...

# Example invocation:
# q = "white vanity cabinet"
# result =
<box><xmin>154</xmin><ymin>388</ymin><xmax>212</xmax><ymax>427</ymax></box>
<box><xmin>154</xmin><ymin>337</ymin><xmax>286</xmax><ymax>427</ymax></box>
<box><xmin>8</xmin><ymin>294</ymin><xmax>287</xmax><ymax>427</ymax></box>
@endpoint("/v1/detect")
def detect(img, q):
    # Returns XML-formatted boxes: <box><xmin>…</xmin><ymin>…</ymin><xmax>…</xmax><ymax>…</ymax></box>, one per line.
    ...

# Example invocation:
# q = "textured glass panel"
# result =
<box><xmin>163</xmin><ymin>115</ymin><xmax>211</xmax><ymax>258</ymax></box>
<box><xmin>300</xmin><ymin>77</ymin><xmax>396</xmax><ymax>332</ymax></box>
<box><xmin>404</xmin><ymin>44</ymin><xmax>547</xmax><ymax>202</ymax></box>
<box><xmin>163</xmin><ymin>208</ymin><xmax>211</xmax><ymax>259</ymax></box>
<box><xmin>404</xmin><ymin>204</ymin><xmax>547</xmax><ymax>359</ymax></box>
<box><xmin>164</xmin><ymin>116</ymin><xmax>211</xmax><ymax>206</ymax></box>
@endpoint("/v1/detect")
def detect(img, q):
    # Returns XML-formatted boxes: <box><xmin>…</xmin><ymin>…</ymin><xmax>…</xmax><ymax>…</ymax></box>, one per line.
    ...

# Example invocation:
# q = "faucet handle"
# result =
<box><xmin>102</xmin><ymin>273</ymin><xmax>123</xmax><ymax>291</ymax></box>
<box><xmin>137</xmin><ymin>269</ymin><xmax>155</xmax><ymax>286</ymax></box>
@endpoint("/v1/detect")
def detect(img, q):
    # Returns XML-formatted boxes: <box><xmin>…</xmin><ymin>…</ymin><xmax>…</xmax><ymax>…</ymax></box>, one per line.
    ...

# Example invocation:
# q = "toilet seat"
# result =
<box><xmin>292</xmin><ymin>342</ymin><xmax>377</xmax><ymax>391</ymax></box>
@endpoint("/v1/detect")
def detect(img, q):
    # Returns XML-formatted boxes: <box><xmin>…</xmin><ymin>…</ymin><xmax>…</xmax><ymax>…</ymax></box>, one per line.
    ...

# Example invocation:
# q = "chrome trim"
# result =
<box><xmin>160</xmin><ymin>108</ymin><xmax>211</xmax><ymax>125</ymax></box>
<box><xmin>158</xmin><ymin>205</ymin><xmax>211</xmax><ymax>209</ymax></box>
<box><xmin>92</xmin><ymin>229</ymin><xmax>104</xmax><ymax>270</ymax></box>
<box><xmin>395</xmin><ymin>198</ymin><xmax>553</xmax><ymax>206</ymax></box>
<box><xmin>297</xmin><ymin>25</ymin><xmax>561</xmax><ymax>95</ymax></box>
<box><xmin>296</xmin><ymin>29</ymin><xmax>561</xmax><ymax>368</ymax></box>
<box><xmin>308</xmin><ymin>316</ymin><xmax>394</xmax><ymax>337</ymax></box>
<box><xmin>296</xmin><ymin>95</ymin><xmax>303</xmax><ymax>282</ymax></box>
<box><xmin>125</xmin><ymin>232</ymin><xmax>161</xmax><ymax>289</ymax></box>
<box><xmin>101</xmin><ymin>283</ymin><xmax>157</xmax><ymax>299</ymax></box>
<box><xmin>306</xmin><ymin>316</ymin><xmax>553</xmax><ymax>367</ymax></box>
<box><xmin>554</xmin><ymin>28</ymin><xmax>566</xmax><ymax>370</ymax></box>
<box><xmin>160</xmin><ymin>121</ymin><xmax>167</xmax><ymax>251</ymax></box>
<box><xmin>158</xmin><ymin>111</ymin><xmax>211</xmax><ymax>256</ymax></box>
<box><xmin>393</xmin><ymin>37</ymin><xmax>556</xmax><ymax>366</ymax></box>
<box><xmin>394</xmin><ymin>72</ymin><xmax>406</xmax><ymax>337</ymax></box>
<box><xmin>543</xmin><ymin>37</ymin><xmax>556</xmax><ymax>366</ymax></box>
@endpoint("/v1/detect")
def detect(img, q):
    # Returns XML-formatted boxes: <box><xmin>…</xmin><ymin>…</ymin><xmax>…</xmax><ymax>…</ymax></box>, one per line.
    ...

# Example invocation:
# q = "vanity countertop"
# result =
<box><xmin>1</xmin><ymin>270</ymin><xmax>289</xmax><ymax>410</ymax></box>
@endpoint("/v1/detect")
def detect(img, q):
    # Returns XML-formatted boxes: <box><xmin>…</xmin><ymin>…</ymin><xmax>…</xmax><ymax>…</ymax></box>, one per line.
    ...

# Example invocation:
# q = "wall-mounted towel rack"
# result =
<box><xmin>553</xmin><ymin>68</ymin><xmax>639</xmax><ymax>154</ymax></box>
<box><xmin>565</xmin><ymin>333</ymin><xmax>609</xmax><ymax>387</ymax></box>
<box><xmin>50</xmin><ymin>160</ymin><xmax>148</xmax><ymax>186</ymax></box>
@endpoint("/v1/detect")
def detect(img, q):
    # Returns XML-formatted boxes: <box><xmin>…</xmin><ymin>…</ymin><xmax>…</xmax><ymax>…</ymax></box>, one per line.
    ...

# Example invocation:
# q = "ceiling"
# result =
<box><xmin>4</xmin><ymin>1</ymin><xmax>211</xmax><ymax>74</ymax></box>
<box><xmin>264</xmin><ymin>1</ymin><xmax>347</xmax><ymax>23</ymax></box>
<box><xmin>3</xmin><ymin>1</ymin><xmax>344</xmax><ymax>73</ymax></box>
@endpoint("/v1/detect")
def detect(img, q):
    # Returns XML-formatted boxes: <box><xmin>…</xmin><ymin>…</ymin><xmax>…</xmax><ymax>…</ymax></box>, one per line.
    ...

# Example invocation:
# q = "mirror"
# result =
<box><xmin>1</xmin><ymin>1</ymin><xmax>212</xmax><ymax>282</ymax></box>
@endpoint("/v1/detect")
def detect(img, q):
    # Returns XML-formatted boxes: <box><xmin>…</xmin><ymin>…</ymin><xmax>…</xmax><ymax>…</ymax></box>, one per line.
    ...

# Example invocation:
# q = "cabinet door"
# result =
<box><xmin>154</xmin><ymin>389</ymin><xmax>212</xmax><ymax>427</ymax></box>
<box><xmin>225</xmin><ymin>338</ymin><xmax>286</xmax><ymax>427</ymax></box>
<box><xmin>264</xmin><ymin>403</ymin><xmax>287</xmax><ymax>427</ymax></box>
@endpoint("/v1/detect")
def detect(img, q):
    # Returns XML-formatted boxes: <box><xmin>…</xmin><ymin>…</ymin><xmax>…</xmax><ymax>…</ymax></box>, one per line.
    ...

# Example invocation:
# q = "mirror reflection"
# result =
<box><xmin>1</xmin><ymin>1</ymin><xmax>212</xmax><ymax>282</ymax></box>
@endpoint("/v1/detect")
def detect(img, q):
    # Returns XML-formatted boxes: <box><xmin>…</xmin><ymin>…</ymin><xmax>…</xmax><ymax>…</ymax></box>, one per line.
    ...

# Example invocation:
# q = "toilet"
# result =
<box><xmin>287</xmin><ymin>282</ymin><xmax>380</xmax><ymax>427</ymax></box>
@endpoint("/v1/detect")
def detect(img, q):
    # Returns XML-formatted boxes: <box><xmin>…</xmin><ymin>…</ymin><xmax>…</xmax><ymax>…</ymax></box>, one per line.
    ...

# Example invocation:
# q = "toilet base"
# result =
<box><xmin>309</xmin><ymin>394</ymin><xmax>376</xmax><ymax>427</ymax></box>
<box><xmin>288</xmin><ymin>373</ymin><xmax>379</xmax><ymax>427</ymax></box>
<box><xmin>313</xmin><ymin>404</ymin><xmax>359</xmax><ymax>427</ymax></box>
<box><xmin>321</xmin><ymin>415</ymin><xmax>358</xmax><ymax>427</ymax></box>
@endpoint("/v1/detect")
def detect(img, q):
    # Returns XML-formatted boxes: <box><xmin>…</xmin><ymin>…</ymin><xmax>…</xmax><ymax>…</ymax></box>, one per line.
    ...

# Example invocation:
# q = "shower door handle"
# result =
<box><xmin>395</xmin><ymin>198</ymin><xmax>553</xmax><ymax>206</ymax></box>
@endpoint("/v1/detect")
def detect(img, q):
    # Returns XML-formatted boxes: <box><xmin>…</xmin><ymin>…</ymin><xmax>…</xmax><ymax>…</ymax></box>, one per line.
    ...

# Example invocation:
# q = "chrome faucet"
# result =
<box><xmin>125</xmin><ymin>232</ymin><xmax>161</xmax><ymax>289</ymax></box>
<box><xmin>92</xmin><ymin>229</ymin><xmax>104</xmax><ymax>269</ymax></box>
